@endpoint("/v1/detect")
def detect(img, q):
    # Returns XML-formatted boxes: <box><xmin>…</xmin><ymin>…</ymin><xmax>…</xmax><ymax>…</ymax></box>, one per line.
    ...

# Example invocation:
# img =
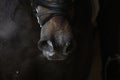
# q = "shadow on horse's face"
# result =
<box><xmin>34</xmin><ymin>0</ymin><xmax>75</xmax><ymax>60</ymax></box>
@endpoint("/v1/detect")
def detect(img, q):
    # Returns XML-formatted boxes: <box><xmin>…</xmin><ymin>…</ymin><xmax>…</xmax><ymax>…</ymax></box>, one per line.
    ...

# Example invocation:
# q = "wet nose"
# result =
<box><xmin>38</xmin><ymin>39</ymin><xmax>74</xmax><ymax>60</ymax></box>
<box><xmin>38</xmin><ymin>40</ymin><xmax>74</xmax><ymax>53</ymax></box>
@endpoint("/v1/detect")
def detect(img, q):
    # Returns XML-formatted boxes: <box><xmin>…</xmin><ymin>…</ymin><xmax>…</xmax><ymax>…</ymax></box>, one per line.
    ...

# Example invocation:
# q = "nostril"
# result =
<box><xmin>38</xmin><ymin>40</ymin><xmax>48</xmax><ymax>50</ymax></box>
<box><xmin>66</xmin><ymin>41</ymin><xmax>75</xmax><ymax>53</ymax></box>
<box><xmin>38</xmin><ymin>40</ymin><xmax>56</xmax><ymax>58</ymax></box>
<box><xmin>38</xmin><ymin>40</ymin><xmax>54</xmax><ymax>51</ymax></box>
<box><xmin>47</xmin><ymin>40</ymin><xmax>53</xmax><ymax>47</ymax></box>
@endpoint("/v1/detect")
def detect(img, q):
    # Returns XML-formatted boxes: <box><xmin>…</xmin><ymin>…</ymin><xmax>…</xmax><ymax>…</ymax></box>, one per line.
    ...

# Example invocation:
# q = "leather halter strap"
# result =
<box><xmin>34</xmin><ymin>0</ymin><xmax>73</xmax><ymax>9</ymax></box>
<box><xmin>31</xmin><ymin>0</ymin><xmax>74</xmax><ymax>26</ymax></box>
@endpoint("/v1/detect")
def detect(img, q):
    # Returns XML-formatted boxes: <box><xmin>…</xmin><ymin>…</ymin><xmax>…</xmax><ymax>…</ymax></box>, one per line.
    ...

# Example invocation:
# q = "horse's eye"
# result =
<box><xmin>66</xmin><ymin>41</ymin><xmax>74</xmax><ymax>53</ymax></box>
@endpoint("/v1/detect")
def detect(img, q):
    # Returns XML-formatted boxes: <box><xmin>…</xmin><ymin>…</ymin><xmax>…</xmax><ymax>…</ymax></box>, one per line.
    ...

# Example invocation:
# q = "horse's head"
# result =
<box><xmin>32</xmin><ymin>0</ymin><xmax>75</xmax><ymax>60</ymax></box>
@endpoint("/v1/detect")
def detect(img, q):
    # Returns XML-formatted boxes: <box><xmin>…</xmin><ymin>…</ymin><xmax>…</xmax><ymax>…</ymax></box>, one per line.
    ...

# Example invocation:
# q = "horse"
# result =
<box><xmin>0</xmin><ymin>0</ymin><xmax>96</xmax><ymax>80</ymax></box>
<box><xmin>31</xmin><ymin>0</ymin><xmax>76</xmax><ymax>61</ymax></box>
<box><xmin>0</xmin><ymin>0</ymin><xmax>76</xmax><ymax>80</ymax></box>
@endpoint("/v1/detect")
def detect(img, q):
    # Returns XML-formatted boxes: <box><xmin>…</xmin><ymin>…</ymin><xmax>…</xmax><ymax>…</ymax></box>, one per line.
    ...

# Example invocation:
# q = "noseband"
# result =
<box><xmin>31</xmin><ymin>0</ymin><xmax>74</xmax><ymax>27</ymax></box>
